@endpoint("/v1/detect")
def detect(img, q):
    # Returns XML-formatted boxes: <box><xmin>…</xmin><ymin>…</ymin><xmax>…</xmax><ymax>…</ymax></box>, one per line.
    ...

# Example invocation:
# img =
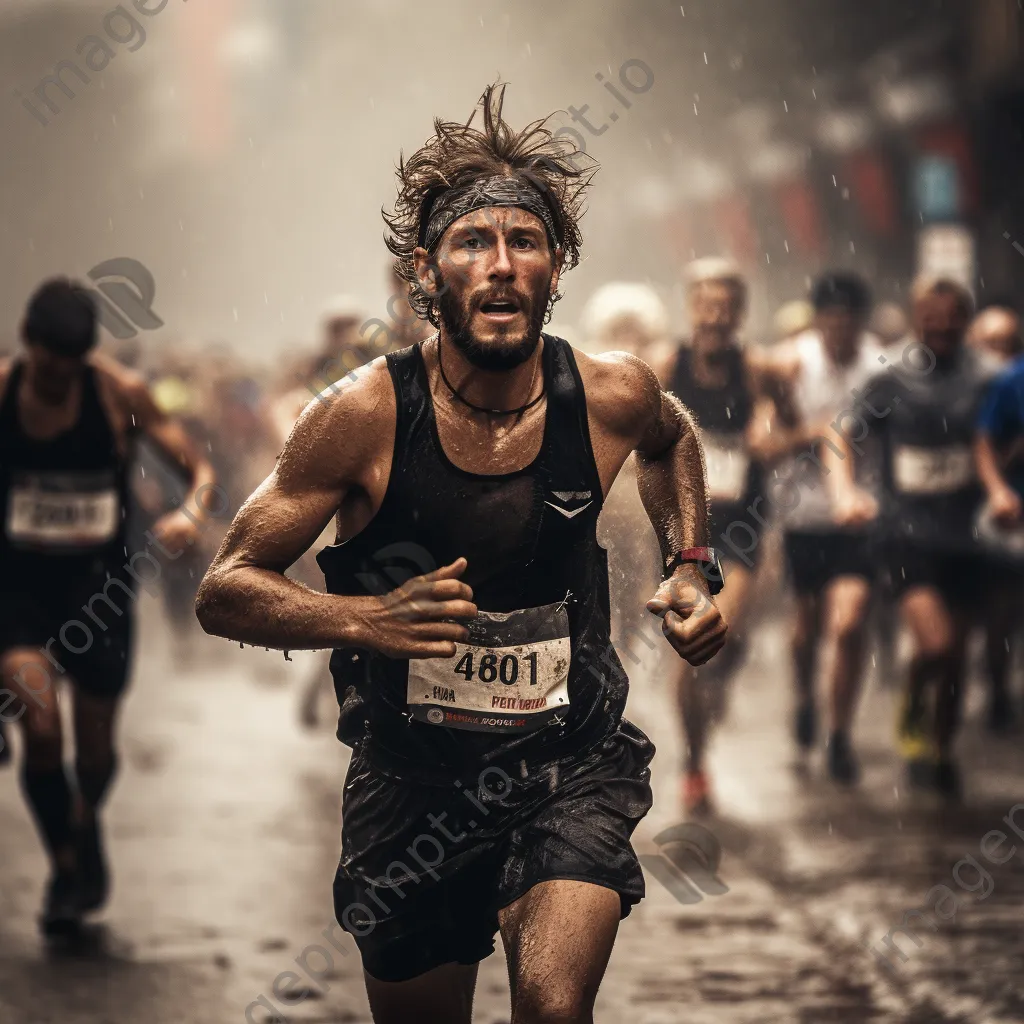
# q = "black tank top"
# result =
<box><xmin>668</xmin><ymin>344</ymin><xmax>762</xmax><ymax>517</ymax></box>
<box><xmin>317</xmin><ymin>334</ymin><xmax>628</xmax><ymax>777</ymax></box>
<box><xmin>0</xmin><ymin>360</ymin><xmax>129</xmax><ymax>575</ymax></box>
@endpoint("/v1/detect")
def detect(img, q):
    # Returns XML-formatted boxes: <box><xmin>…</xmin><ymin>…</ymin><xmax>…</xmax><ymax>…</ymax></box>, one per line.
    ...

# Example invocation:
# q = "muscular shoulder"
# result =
<box><xmin>89</xmin><ymin>350</ymin><xmax>149</xmax><ymax>407</ymax></box>
<box><xmin>573</xmin><ymin>346</ymin><xmax>663</xmax><ymax>442</ymax></box>
<box><xmin>275</xmin><ymin>355</ymin><xmax>397</xmax><ymax>492</ymax></box>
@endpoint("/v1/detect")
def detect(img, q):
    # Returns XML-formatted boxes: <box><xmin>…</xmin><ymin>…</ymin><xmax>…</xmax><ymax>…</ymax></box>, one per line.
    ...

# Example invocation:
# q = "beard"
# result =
<box><xmin>436</xmin><ymin>274</ymin><xmax>550</xmax><ymax>371</ymax></box>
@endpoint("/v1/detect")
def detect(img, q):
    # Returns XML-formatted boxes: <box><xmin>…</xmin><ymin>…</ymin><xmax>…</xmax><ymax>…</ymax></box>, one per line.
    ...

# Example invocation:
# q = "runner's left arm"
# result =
<box><xmin>123</xmin><ymin>376</ymin><xmax>219</xmax><ymax>542</ymax></box>
<box><xmin>585</xmin><ymin>351</ymin><xmax>726</xmax><ymax>666</ymax></box>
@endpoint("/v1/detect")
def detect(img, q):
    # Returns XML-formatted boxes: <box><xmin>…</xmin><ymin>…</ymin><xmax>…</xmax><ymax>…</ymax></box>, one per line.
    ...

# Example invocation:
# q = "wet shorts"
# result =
<box><xmin>333</xmin><ymin>718</ymin><xmax>655</xmax><ymax>983</ymax></box>
<box><xmin>783</xmin><ymin>529</ymin><xmax>873</xmax><ymax>595</ymax></box>
<box><xmin>0</xmin><ymin>560</ymin><xmax>135</xmax><ymax>699</ymax></box>
<box><xmin>884</xmin><ymin>540</ymin><xmax>989</xmax><ymax>608</ymax></box>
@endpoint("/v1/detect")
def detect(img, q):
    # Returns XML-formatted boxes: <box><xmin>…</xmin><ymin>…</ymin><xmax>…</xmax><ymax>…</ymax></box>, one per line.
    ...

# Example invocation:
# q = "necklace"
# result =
<box><xmin>435</xmin><ymin>337</ymin><xmax>545</xmax><ymax>417</ymax></box>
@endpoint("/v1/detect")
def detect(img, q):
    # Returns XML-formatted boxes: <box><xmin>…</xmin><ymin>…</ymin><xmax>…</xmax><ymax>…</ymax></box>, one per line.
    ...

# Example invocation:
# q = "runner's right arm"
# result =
<box><xmin>195</xmin><ymin>362</ymin><xmax>477</xmax><ymax>657</ymax></box>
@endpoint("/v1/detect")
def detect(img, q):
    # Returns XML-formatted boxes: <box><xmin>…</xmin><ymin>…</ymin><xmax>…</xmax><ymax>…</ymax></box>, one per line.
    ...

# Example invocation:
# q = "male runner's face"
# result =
<box><xmin>430</xmin><ymin>206</ymin><xmax>558</xmax><ymax>371</ymax></box>
<box><xmin>26</xmin><ymin>344</ymin><xmax>84</xmax><ymax>404</ymax></box>
<box><xmin>914</xmin><ymin>291</ymin><xmax>968</xmax><ymax>362</ymax></box>
<box><xmin>690</xmin><ymin>281</ymin><xmax>743</xmax><ymax>356</ymax></box>
<box><xmin>816</xmin><ymin>306</ymin><xmax>863</xmax><ymax>364</ymax></box>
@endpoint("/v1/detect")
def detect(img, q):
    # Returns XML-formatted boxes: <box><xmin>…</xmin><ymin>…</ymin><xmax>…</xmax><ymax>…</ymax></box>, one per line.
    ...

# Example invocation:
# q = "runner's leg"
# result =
<box><xmin>791</xmin><ymin>592</ymin><xmax>822</xmax><ymax>750</ymax></box>
<box><xmin>363</xmin><ymin>963</ymin><xmax>479</xmax><ymax>1024</ymax></box>
<box><xmin>983</xmin><ymin>573</ymin><xmax>1022</xmax><ymax>732</ymax></box>
<box><xmin>72</xmin><ymin>686</ymin><xmax>121</xmax><ymax>910</ymax></box>
<box><xmin>677</xmin><ymin>562</ymin><xmax>753</xmax><ymax>812</ymax></box>
<box><xmin>899</xmin><ymin>586</ymin><xmax>955</xmax><ymax>783</ymax></box>
<box><xmin>2</xmin><ymin>647</ymin><xmax>79</xmax><ymax>931</ymax></box>
<box><xmin>823</xmin><ymin>574</ymin><xmax>872</xmax><ymax>783</ymax></box>
<box><xmin>500</xmin><ymin>879</ymin><xmax>620</xmax><ymax>1024</ymax></box>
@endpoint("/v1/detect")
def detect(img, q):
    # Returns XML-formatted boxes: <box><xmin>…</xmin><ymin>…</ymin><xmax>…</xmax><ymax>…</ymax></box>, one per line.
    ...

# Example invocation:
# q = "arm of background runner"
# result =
<box><xmin>745</xmin><ymin>343</ymin><xmax>820</xmax><ymax>463</ymax></box>
<box><xmin>581</xmin><ymin>350</ymin><xmax>726</xmax><ymax>666</ymax></box>
<box><xmin>195</xmin><ymin>363</ymin><xmax>476</xmax><ymax>656</ymax></box>
<box><xmin>125</xmin><ymin>375</ymin><xmax>218</xmax><ymax>523</ymax></box>
<box><xmin>976</xmin><ymin>375</ymin><xmax>1023</xmax><ymax>524</ymax></box>
<box><xmin>822</xmin><ymin>373</ymin><xmax>895</xmax><ymax>526</ymax></box>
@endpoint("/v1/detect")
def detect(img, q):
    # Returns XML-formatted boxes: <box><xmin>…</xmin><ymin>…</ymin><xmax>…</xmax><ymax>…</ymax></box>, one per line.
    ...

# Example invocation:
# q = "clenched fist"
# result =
<box><xmin>646</xmin><ymin>569</ymin><xmax>727</xmax><ymax>667</ymax></box>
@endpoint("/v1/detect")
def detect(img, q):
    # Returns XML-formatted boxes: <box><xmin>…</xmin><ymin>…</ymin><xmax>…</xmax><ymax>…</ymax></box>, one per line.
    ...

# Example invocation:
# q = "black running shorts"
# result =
<box><xmin>0</xmin><ymin>561</ymin><xmax>135</xmax><ymax>700</ymax></box>
<box><xmin>783</xmin><ymin>529</ymin><xmax>873</xmax><ymax>595</ymax></box>
<box><xmin>333</xmin><ymin>719</ymin><xmax>655</xmax><ymax>983</ymax></box>
<box><xmin>884</xmin><ymin>540</ymin><xmax>988</xmax><ymax>608</ymax></box>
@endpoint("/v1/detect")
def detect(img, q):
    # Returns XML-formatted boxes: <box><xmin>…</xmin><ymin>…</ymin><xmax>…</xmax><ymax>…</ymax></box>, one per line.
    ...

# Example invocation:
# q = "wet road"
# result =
<box><xmin>2</xmin><ymin>587</ymin><xmax>1024</xmax><ymax>1023</ymax></box>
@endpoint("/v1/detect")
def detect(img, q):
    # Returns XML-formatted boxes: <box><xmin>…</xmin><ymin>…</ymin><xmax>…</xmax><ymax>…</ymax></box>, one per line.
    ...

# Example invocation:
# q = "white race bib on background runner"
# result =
<box><xmin>893</xmin><ymin>445</ymin><xmax>974</xmax><ymax>496</ymax></box>
<box><xmin>407</xmin><ymin>602</ymin><xmax>571</xmax><ymax>733</ymax></box>
<box><xmin>6</xmin><ymin>471</ymin><xmax>119</xmax><ymax>549</ymax></box>
<box><xmin>702</xmin><ymin>431</ymin><xmax>749</xmax><ymax>503</ymax></box>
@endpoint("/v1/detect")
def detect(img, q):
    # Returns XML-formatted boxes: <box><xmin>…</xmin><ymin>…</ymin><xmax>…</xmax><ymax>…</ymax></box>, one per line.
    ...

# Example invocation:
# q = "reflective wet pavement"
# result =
<box><xmin>2</xmin><ymin>589</ymin><xmax>1024</xmax><ymax>1023</ymax></box>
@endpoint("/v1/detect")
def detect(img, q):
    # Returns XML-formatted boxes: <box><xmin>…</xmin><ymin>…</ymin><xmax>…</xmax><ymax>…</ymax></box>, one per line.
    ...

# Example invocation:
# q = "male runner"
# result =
<box><xmin>0</xmin><ymin>279</ymin><xmax>216</xmax><ymax>933</ymax></box>
<box><xmin>829</xmin><ymin>276</ymin><xmax>991</xmax><ymax>795</ymax></box>
<box><xmin>968</xmin><ymin>305</ymin><xmax>1023</xmax><ymax>370</ymax></box>
<box><xmin>752</xmin><ymin>273</ymin><xmax>882</xmax><ymax>784</ymax></box>
<box><xmin>974</xmin><ymin>311</ymin><xmax>1024</xmax><ymax>731</ymax></box>
<box><xmin>656</xmin><ymin>258</ymin><xmax>767</xmax><ymax>814</ymax></box>
<box><xmin>197</xmin><ymin>85</ymin><xmax>726</xmax><ymax>1023</ymax></box>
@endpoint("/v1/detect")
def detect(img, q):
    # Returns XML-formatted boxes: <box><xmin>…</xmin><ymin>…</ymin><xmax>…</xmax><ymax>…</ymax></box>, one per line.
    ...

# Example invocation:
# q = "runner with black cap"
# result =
<box><xmin>751</xmin><ymin>272</ymin><xmax>882</xmax><ymax>785</ymax></box>
<box><xmin>0</xmin><ymin>278</ymin><xmax>216</xmax><ymax>934</ymax></box>
<box><xmin>197</xmin><ymin>84</ymin><xmax>726</xmax><ymax>1023</ymax></box>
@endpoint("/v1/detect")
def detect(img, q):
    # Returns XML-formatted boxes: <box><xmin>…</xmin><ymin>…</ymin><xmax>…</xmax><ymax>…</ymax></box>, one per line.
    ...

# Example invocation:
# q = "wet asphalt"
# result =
<box><xmin>2</xmin><ymin>580</ymin><xmax>1024</xmax><ymax>1024</ymax></box>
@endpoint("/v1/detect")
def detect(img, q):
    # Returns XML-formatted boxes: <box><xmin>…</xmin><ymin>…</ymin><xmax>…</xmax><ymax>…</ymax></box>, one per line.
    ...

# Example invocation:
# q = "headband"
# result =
<box><xmin>419</xmin><ymin>174</ymin><xmax>560</xmax><ymax>252</ymax></box>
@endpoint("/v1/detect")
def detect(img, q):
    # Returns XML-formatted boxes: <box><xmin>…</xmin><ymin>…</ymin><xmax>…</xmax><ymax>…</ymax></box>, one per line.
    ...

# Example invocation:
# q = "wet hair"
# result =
<box><xmin>22</xmin><ymin>278</ymin><xmax>97</xmax><ymax>358</ymax></box>
<box><xmin>809</xmin><ymin>272</ymin><xmax>872</xmax><ymax>316</ymax></box>
<box><xmin>383</xmin><ymin>82</ymin><xmax>597</xmax><ymax>326</ymax></box>
<box><xmin>910</xmin><ymin>274</ymin><xmax>975</xmax><ymax>320</ymax></box>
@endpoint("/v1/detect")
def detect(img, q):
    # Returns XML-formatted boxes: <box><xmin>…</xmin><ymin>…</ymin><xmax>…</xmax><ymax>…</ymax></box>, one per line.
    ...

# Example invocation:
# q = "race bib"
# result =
<box><xmin>6</xmin><ymin>471</ymin><xmax>119</xmax><ymax>550</ymax></box>
<box><xmin>893</xmin><ymin>445</ymin><xmax>974</xmax><ymax>496</ymax></box>
<box><xmin>407</xmin><ymin>602</ymin><xmax>571</xmax><ymax>733</ymax></box>
<box><xmin>702</xmin><ymin>431</ymin><xmax>750</xmax><ymax>503</ymax></box>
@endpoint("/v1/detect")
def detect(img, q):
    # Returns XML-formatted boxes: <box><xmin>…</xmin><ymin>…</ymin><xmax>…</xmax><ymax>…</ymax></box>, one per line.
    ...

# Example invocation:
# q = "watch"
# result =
<box><xmin>663</xmin><ymin>546</ymin><xmax>725</xmax><ymax>594</ymax></box>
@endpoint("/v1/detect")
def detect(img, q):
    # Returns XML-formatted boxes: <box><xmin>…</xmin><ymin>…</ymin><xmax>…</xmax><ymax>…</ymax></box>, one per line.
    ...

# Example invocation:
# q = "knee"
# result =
<box><xmin>513</xmin><ymin>984</ymin><xmax>593</xmax><ymax>1024</ymax></box>
<box><xmin>832</xmin><ymin>609</ymin><xmax>867</xmax><ymax>649</ymax></box>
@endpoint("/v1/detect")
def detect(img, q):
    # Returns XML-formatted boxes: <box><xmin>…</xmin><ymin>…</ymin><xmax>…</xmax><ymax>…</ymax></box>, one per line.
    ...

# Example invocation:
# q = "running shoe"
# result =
<box><xmin>682</xmin><ymin>771</ymin><xmax>714</xmax><ymax>817</ymax></box>
<box><xmin>76</xmin><ymin>818</ymin><xmax>110</xmax><ymax>914</ymax></box>
<box><xmin>897</xmin><ymin>690</ymin><xmax>936</xmax><ymax>788</ymax></box>
<box><xmin>40</xmin><ymin>871</ymin><xmax>82</xmax><ymax>937</ymax></box>
<box><xmin>826</xmin><ymin>730</ymin><xmax>860</xmax><ymax>785</ymax></box>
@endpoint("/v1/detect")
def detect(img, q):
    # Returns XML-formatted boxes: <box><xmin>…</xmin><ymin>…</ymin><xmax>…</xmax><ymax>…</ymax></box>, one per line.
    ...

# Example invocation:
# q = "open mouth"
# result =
<box><xmin>479</xmin><ymin>299</ymin><xmax>521</xmax><ymax>318</ymax></box>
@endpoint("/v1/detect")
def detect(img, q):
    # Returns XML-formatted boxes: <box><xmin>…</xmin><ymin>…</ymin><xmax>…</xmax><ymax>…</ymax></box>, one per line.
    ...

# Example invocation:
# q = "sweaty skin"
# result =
<box><xmin>197</xmin><ymin>207</ymin><xmax>725</xmax><ymax>668</ymax></box>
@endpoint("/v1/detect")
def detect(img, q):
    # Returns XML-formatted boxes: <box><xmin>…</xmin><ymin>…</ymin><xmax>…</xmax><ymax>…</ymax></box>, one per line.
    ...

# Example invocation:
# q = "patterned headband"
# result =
<box><xmin>419</xmin><ymin>174</ymin><xmax>560</xmax><ymax>252</ymax></box>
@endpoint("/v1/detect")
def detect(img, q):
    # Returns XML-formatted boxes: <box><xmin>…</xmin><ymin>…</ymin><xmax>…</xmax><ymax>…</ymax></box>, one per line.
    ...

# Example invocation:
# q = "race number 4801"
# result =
<box><xmin>452</xmin><ymin>650</ymin><xmax>539</xmax><ymax>685</ymax></box>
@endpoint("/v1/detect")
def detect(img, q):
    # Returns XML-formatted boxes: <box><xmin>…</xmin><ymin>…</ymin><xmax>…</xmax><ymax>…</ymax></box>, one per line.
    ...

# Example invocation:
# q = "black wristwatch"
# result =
<box><xmin>663</xmin><ymin>547</ymin><xmax>725</xmax><ymax>594</ymax></box>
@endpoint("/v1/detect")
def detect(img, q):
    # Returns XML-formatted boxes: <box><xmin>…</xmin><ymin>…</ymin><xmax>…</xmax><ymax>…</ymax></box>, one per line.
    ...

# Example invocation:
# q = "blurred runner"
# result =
<box><xmin>829</xmin><ymin>276</ymin><xmax>991</xmax><ymax>796</ymax></box>
<box><xmin>657</xmin><ymin>259</ymin><xmax>767</xmax><ymax>814</ymax></box>
<box><xmin>974</xmin><ymin>310</ymin><xmax>1024</xmax><ymax>733</ymax></box>
<box><xmin>580</xmin><ymin>283</ymin><xmax>667</xmax><ymax>686</ymax></box>
<box><xmin>0</xmin><ymin>279</ymin><xmax>215</xmax><ymax>934</ymax></box>
<box><xmin>754</xmin><ymin>273</ymin><xmax>881</xmax><ymax>784</ymax></box>
<box><xmin>968</xmin><ymin>305</ymin><xmax>1023</xmax><ymax>370</ymax></box>
<box><xmin>197</xmin><ymin>84</ymin><xmax>725</xmax><ymax>1024</ymax></box>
